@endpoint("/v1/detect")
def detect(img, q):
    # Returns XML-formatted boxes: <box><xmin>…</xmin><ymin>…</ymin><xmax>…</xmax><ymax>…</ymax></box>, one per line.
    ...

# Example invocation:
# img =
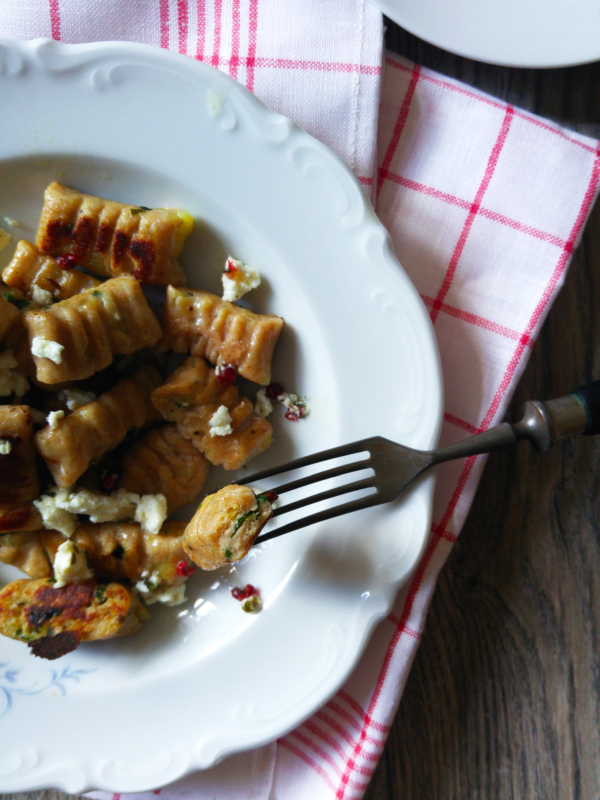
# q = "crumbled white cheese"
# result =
<box><xmin>135</xmin><ymin>569</ymin><xmax>161</xmax><ymax>593</ymax></box>
<box><xmin>280</xmin><ymin>392</ymin><xmax>311</xmax><ymax>420</ymax></box>
<box><xmin>59</xmin><ymin>388</ymin><xmax>96</xmax><ymax>411</ymax></box>
<box><xmin>55</xmin><ymin>487</ymin><xmax>139</xmax><ymax>523</ymax></box>
<box><xmin>134</xmin><ymin>493</ymin><xmax>167</xmax><ymax>535</ymax></box>
<box><xmin>221</xmin><ymin>256</ymin><xmax>261</xmax><ymax>302</ymax></box>
<box><xmin>31</xmin><ymin>336</ymin><xmax>64</xmax><ymax>365</ymax></box>
<box><xmin>46</xmin><ymin>409</ymin><xmax>65</xmax><ymax>429</ymax></box>
<box><xmin>0</xmin><ymin>228</ymin><xmax>11</xmax><ymax>251</ymax></box>
<box><xmin>31</xmin><ymin>284</ymin><xmax>53</xmax><ymax>307</ymax></box>
<box><xmin>0</xmin><ymin>349</ymin><xmax>29</xmax><ymax>397</ymax></box>
<box><xmin>254</xmin><ymin>388</ymin><xmax>273</xmax><ymax>417</ymax></box>
<box><xmin>209</xmin><ymin>404</ymin><xmax>233</xmax><ymax>437</ymax></box>
<box><xmin>53</xmin><ymin>540</ymin><xmax>93</xmax><ymax>588</ymax></box>
<box><xmin>138</xmin><ymin>582</ymin><xmax>187</xmax><ymax>607</ymax></box>
<box><xmin>0</xmin><ymin>439</ymin><xmax>12</xmax><ymax>455</ymax></box>
<box><xmin>34</xmin><ymin>490</ymin><xmax>78</xmax><ymax>538</ymax></box>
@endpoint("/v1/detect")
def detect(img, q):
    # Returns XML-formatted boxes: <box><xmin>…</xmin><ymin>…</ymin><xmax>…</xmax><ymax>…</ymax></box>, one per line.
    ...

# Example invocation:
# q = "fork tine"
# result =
<box><xmin>256</xmin><ymin>492</ymin><xmax>381</xmax><ymax>542</ymax></box>
<box><xmin>237</xmin><ymin>437</ymin><xmax>380</xmax><ymax>486</ymax></box>
<box><xmin>270</xmin><ymin>458</ymin><xmax>371</xmax><ymax>495</ymax></box>
<box><xmin>272</xmin><ymin>477</ymin><xmax>376</xmax><ymax>516</ymax></box>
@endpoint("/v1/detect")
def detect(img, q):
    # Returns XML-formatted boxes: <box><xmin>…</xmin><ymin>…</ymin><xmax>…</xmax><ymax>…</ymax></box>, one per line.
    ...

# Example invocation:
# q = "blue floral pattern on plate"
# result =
<box><xmin>0</xmin><ymin>661</ymin><xmax>95</xmax><ymax>717</ymax></box>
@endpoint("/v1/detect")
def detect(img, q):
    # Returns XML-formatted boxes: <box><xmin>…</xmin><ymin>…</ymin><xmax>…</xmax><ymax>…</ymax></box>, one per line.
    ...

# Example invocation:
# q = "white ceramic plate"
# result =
<box><xmin>375</xmin><ymin>0</ymin><xmax>600</xmax><ymax>67</ymax></box>
<box><xmin>0</xmin><ymin>39</ymin><xmax>442</xmax><ymax>793</ymax></box>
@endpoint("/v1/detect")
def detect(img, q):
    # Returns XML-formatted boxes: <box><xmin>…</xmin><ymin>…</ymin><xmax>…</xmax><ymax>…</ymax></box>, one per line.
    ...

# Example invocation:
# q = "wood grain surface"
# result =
<box><xmin>3</xmin><ymin>19</ymin><xmax>600</xmax><ymax>800</ymax></box>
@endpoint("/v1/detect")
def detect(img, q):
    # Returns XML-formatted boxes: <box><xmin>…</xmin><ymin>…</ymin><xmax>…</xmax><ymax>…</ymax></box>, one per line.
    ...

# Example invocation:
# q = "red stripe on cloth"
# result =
<box><xmin>444</xmin><ymin>412</ymin><xmax>478</xmax><ymax>435</ymax></box>
<box><xmin>177</xmin><ymin>0</ymin><xmax>188</xmax><ymax>54</ymax></box>
<box><xmin>254</xmin><ymin>57</ymin><xmax>381</xmax><ymax>75</ymax></box>
<box><xmin>279</xmin><ymin>739</ymin><xmax>337</xmax><ymax>791</ymax></box>
<box><xmin>112</xmin><ymin>795</ymin><xmax>120</xmax><ymax>800</ymax></box>
<box><xmin>385</xmin><ymin>172</ymin><xmax>568</xmax><ymax>249</ymax></box>
<box><xmin>480</xmin><ymin>141</ymin><xmax>600</xmax><ymax>431</ymax></box>
<box><xmin>246</xmin><ymin>0</ymin><xmax>259</xmax><ymax>92</ymax></box>
<box><xmin>376</xmin><ymin>64</ymin><xmax>421</xmax><ymax>199</ymax></box>
<box><xmin>385</xmin><ymin>172</ymin><xmax>471</xmax><ymax>210</ymax></box>
<box><xmin>429</xmin><ymin>106</ymin><xmax>514</xmax><ymax>325</ymax></box>
<box><xmin>386</xmin><ymin>615</ymin><xmax>422</xmax><ymax>638</ymax></box>
<box><xmin>304</xmin><ymin>720</ymin><xmax>354</xmax><ymax>765</ymax></box>
<box><xmin>318</xmin><ymin>708</ymin><xmax>385</xmax><ymax>751</ymax></box>
<box><xmin>48</xmin><ymin>0</ymin><xmax>60</xmax><ymax>40</ymax></box>
<box><xmin>229</xmin><ymin>0</ymin><xmax>241</xmax><ymax>79</ymax></box>
<box><xmin>195</xmin><ymin>0</ymin><xmax>206</xmax><ymax>61</ymax></box>
<box><xmin>159</xmin><ymin>0</ymin><xmax>169</xmax><ymax>48</ymax></box>
<box><xmin>291</xmin><ymin>730</ymin><xmax>346</xmax><ymax>777</ymax></box>
<box><xmin>385</xmin><ymin>56</ymin><xmax>597</xmax><ymax>156</ymax></box>
<box><xmin>420</xmin><ymin>293</ymin><xmax>533</xmax><ymax>344</ymax></box>
<box><xmin>339</xmin><ymin>689</ymin><xmax>390</xmax><ymax>733</ymax></box>
<box><xmin>358</xmin><ymin>176</ymin><xmax>373</xmax><ymax>186</ymax></box>
<box><xmin>210</xmin><ymin>0</ymin><xmax>222</xmax><ymax>68</ymax></box>
<box><xmin>478</xmin><ymin>207</ymin><xmax>568</xmax><ymax>249</ymax></box>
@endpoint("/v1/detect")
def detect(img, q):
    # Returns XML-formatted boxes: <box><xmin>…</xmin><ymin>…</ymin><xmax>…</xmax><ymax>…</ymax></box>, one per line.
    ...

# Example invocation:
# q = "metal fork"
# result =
<box><xmin>240</xmin><ymin>380</ymin><xmax>600</xmax><ymax>543</ymax></box>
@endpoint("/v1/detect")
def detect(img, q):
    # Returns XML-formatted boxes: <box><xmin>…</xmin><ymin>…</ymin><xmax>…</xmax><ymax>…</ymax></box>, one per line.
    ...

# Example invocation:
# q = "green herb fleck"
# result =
<box><xmin>92</xmin><ymin>290</ymin><xmax>102</xmax><ymax>297</ymax></box>
<box><xmin>231</xmin><ymin>507</ymin><xmax>260</xmax><ymax>538</ymax></box>
<box><xmin>130</xmin><ymin>206</ymin><xmax>152</xmax><ymax>214</ymax></box>
<box><xmin>6</xmin><ymin>292</ymin><xmax>29</xmax><ymax>310</ymax></box>
<box><xmin>225</xmin><ymin>548</ymin><xmax>232</xmax><ymax>560</ymax></box>
<box><xmin>94</xmin><ymin>585</ymin><xmax>108</xmax><ymax>604</ymax></box>
<box><xmin>242</xmin><ymin>595</ymin><xmax>262</xmax><ymax>613</ymax></box>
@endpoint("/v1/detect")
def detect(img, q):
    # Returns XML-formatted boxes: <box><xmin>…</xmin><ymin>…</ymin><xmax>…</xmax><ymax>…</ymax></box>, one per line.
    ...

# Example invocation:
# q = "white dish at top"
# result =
<box><xmin>374</xmin><ymin>0</ymin><xmax>600</xmax><ymax>67</ymax></box>
<box><xmin>0</xmin><ymin>39</ymin><xmax>443</xmax><ymax>793</ymax></box>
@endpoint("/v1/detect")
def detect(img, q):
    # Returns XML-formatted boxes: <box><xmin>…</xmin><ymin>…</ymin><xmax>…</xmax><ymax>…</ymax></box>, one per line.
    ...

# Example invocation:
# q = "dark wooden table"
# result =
<box><xmin>4</xmin><ymin>19</ymin><xmax>600</xmax><ymax>800</ymax></box>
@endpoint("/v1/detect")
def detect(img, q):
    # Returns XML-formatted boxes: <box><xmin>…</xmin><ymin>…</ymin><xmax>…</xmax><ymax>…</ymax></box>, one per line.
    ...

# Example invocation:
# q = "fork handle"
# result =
<box><xmin>431</xmin><ymin>379</ymin><xmax>600</xmax><ymax>464</ymax></box>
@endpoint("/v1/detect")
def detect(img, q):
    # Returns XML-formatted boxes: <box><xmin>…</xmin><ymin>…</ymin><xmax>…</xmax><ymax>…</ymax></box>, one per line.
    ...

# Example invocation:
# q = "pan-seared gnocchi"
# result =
<box><xmin>0</xmin><ymin>181</ymin><xmax>295</xmax><ymax>659</ymax></box>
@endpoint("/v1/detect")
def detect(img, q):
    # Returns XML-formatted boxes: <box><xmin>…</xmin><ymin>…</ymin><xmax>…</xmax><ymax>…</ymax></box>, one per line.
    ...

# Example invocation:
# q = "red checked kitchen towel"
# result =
<box><xmin>3</xmin><ymin>3</ymin><xmax>600</xmax><ymax>799</ymax></box>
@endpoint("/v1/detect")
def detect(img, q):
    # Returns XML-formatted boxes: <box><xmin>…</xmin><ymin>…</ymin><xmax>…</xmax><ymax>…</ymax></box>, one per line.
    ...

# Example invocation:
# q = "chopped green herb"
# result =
<box><xmin>225</xmin><ymin>548</ymin><xmax>232</xmax><ymax>560</ymax></box>
<box><xmin>94</xmin><ymin>585</ymin><xmax>108</xmax><ymax>604</ymax></box>
<box><xmin>130</xmin><ymin>206</ymin><xmax>152</xmax><ymax>214</ymax></box>
<box><xmin>5</xmin><ymin>292</ymin><xmax>29</xmax><ymax>310</ymax></box>
<box><xmin>92</xmin><ymin>290</ymin><xmax>102</xmax><ymax>297</ymax></box>
<box><xmin>231</xmin><ymin>507</ymin><xmax>260</xmax><ymax>538</ymax></box>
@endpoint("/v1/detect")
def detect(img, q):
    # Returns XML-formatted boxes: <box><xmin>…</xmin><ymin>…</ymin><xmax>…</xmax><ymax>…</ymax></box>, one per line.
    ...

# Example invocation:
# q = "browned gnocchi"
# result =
<box><xmin>159</xmin><ymin>286</ymin><xmax>284</xmax><ymax>385</ymax></box>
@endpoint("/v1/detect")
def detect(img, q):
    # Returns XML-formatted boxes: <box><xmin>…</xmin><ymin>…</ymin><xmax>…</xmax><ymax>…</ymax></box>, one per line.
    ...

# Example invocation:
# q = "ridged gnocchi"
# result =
<box><xmin>159</xmin><ymin>286</ymin><xmax>284</xmax><ymax>385</ymax></box>
<box><xmin>36</xmin><ymin>182</ymin><xmax>193</xmax><ymax>286</ymax></box>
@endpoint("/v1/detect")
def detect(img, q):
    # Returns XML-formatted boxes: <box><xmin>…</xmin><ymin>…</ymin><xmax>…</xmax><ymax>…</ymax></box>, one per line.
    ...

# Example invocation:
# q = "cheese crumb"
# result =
<box><xmin>34</xmin><ymin>490</ymin><xmax>78</xmax><ymax>538</ymax></box>
<box><xmin>137</xmin><ymin>582</ymin><xmax>187</xmax><ymax>607</ymax></box>
<box><xmin>46</xmin><ymin>409</ymin><xmax>65</xmax><ymax>429</ymax></box>
<box><xmin>0</xmin><ymin>439</ymin><xmax>12</xmax><ymax>455</ymax></box>
<box><xmin>0</xmin><ymin>228</ymin><xmax>11</xmax><ymax>251</ymax></box>
<box><xmin>31</xmin><ymin>284</ymin><xmax>54</xmax><ymax>307</ymax></box>
<box><xmin>53</xmin><ymin>540</ymin><xmax>94</xmax><ymax>588</ymax></box>
<box><xmin>280</xmin><ymin>392</ymin><xmax>311</xmax><ymax>420</ymax></box>
<box><xmin>135</xmin><ymin>493</ymin><xmax>168</xmax><ymax>535</ymax></box>
<box><xmin>31</xmin><ymin>337</ymin><xmax>64</xmax><ymax>365</ymax></box>
<box><xmin>222</xmin><ymin>256</ymin><xmax>261</xmax><ymax>302</ymax></box>
<box><xmin>209</xmin><ymin>405</ymin><xmax>233</xmax><ymax>437</ymax></box>
<box><xmin>0</xmin><ymin>349</ymin><xmax>29</xmax><ymax>397</ymax></box>
<box><xmin>254</xmin><ymin>388</ymin><xmax>273</xmax><ymax>417</ymax></box>
<box><xmin>56</xmin><ymin>487</ymin><xmax>139</xmax><ymax>523</ymax></box>
<box><xmin>59</xmin><ymin>388</ymin><xmax>96</xmax><ymax>411</ymax></box>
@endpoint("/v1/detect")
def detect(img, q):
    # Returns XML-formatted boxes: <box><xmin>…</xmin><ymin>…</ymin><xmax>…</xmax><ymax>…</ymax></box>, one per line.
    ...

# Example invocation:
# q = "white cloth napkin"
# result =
<box><xmin>2</xmin><ymin>3</ymin><xmax>599</xmax><ymax>799</ymax></box>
